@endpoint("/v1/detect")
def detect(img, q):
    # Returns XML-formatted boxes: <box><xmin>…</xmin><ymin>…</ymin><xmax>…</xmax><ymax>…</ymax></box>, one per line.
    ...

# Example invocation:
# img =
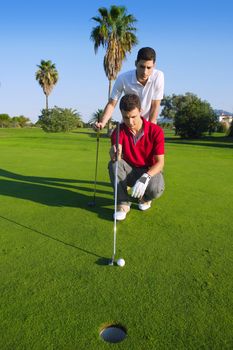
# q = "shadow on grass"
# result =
<box><xmin>95</xmin><ymin>257</ymin><xmax>112</xmax><ymax>266</ymax></box>
<box><xmin>165</xmin><ymin>136</ymin><xmax>233</xmax><ymax>149</ymax></box>
<box><xmin>0</xmin><ymin>214</ymin><xmax>109</xmax><ymax>261</ymax></box>
<box><xmin>0</xmin><ymin>168</ymin><xmax>114</xmax><ymax>222</ymax></box>
<box><xmin>72</xmin><ymin>130</ymin><xmax>110</xmax><ymax>138</ymax></box>
<box><xmin>0</xmin><ymin>168</ymin><xmax>111</xmax><ymax>189</ymax></box>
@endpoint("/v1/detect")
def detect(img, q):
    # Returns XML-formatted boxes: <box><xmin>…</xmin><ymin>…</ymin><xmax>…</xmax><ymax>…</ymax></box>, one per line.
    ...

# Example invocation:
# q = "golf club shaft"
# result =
<box><xmin>112</xmin><ymin>122</ymin><xmax>120</xmax><ymax>262</ymax></box>
<box><xmin>92</xmin><ymin>131</ymin><xmax>100</xmax><ymax>203</ymax></box>
<box><xmin>112</xmin><ymin>158</ymin><xmax>118</xmax><ymax>260</ymax></box>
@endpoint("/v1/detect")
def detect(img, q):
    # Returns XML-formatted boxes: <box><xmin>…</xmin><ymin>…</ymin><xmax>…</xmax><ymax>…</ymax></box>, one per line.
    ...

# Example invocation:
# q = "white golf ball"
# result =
<box><xmin>117</xmin><ymin>258</ymin><xmax>125</xmax><ymax>267</ymax></box>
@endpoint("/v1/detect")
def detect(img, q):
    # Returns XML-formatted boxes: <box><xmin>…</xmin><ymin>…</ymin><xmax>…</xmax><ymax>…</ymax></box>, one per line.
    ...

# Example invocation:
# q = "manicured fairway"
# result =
<box><xmin>0</xmin><ymin>128</ymin><xmax>233</xmax><ymax>349</ymax></box>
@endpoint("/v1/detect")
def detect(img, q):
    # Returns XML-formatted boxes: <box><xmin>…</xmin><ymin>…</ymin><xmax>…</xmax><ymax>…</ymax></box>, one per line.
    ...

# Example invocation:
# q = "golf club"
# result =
<box><xmin>88</xmin><ymin>126</ymin><xmax>100</xmax><ymax>207</ymax></box>
<box><xmin>109</xmin><ymin>122</ymin><xmax>120</xmax><ymax>266</ymax></box>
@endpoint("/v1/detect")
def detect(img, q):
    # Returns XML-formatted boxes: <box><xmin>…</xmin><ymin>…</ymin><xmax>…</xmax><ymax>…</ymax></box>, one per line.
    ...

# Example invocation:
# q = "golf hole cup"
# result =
<box><xmin>117</xmin><ymin>258</ymin><xmax>125</xmax><ymax>267</ymax></box>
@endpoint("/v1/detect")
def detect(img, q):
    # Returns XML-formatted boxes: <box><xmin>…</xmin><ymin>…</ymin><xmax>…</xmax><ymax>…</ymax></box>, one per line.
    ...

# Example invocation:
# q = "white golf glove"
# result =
<box><xmin>131</xmin><ymin>173</ymin><xmax>151</xmax><ymax>199</ymax></box>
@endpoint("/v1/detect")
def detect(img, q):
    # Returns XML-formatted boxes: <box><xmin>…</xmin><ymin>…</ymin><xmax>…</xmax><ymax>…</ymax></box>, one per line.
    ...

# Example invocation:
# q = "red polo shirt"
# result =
<box><xmin>111</xmin><ymin>118</ymin><xmax>164</xmax><ymax>168</ymax></box>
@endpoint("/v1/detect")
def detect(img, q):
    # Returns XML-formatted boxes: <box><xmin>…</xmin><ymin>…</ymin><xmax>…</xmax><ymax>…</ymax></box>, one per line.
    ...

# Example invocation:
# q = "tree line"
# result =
<box><xmin>0</xmin><ymin>114</ymin><xmax>31</xmax><ymax>128</ymax></box>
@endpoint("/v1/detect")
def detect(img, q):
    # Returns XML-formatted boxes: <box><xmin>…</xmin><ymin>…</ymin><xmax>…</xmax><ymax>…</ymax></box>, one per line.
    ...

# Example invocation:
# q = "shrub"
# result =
<box><xmin>228</xmin><ymin>120</ymin><xmax>233</xmax><ymax>137</ymax></box>
<box><xmin>39</xmin><ymin>107</ymin><xmax>83</xmax><ymax>132</ymax></box>
<box><xmin>174</xmin><ymin>94</ymin><xmax>217</xmax><ymax>138</ymax></box>
<box><xmin>216</xmin><ymin>122</ymin><xmax>228</xmax><ymax>134</ymax></box>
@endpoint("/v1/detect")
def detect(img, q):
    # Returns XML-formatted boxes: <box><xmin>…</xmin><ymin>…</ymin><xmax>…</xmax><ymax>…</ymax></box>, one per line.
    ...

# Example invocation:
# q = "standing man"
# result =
<box><xmin>109</xmin><ymin>94</ymin><xmax>165</xmax><ymax>221</ymax></box>
<box><xmin>96</xmin><ymin>47</ymin><xmax>164</xmax><ymax>129</ymax></box>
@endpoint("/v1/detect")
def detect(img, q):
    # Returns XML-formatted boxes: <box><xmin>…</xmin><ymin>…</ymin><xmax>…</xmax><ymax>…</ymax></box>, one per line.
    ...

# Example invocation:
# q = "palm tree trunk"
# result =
<box><xmin>107</xmin><ymin>79</ymin><xmax>112</xmax><ymax>135</ymax></box>
<box><xmin>46</xmin><ymin>95</ymin><xmax>48</xmax><ymax>110</ymax></box>
<box><xmin>108</xmin><ymin>79</ymin><xmax>112</xmax><ymax>100</ymax></box>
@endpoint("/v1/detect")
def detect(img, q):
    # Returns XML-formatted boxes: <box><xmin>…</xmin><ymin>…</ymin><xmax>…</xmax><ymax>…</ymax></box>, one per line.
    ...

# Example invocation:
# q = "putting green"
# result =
<box><xmin>0</xmin><ymin>128</ymin><xmax>233</xmax><ymax>349</ymax></box>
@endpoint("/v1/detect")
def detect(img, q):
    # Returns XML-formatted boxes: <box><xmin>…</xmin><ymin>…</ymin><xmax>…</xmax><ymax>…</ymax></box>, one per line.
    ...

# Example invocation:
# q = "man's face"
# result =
<box><xmin>135</xmin><ymin>59</ymin><xmax>155</xmax><ymax>84</ymax></box>
<box><xmin>121</xmin><ymin>107</ymin><xmax>142</xmax><ymax>132</ymax></box>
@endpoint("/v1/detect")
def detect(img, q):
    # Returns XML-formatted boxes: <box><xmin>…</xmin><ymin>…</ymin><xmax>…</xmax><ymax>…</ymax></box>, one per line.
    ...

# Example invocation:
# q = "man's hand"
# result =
<box><xmin>93</xmin><ymin>121</ymin><xmax>105</xmax><ymax>131</ymax></box>
<box><xmin>109</xmin><ymin>144</ymin><xmax>122</xmax><ymax>161</ymax></box>
<box><xmin>93</xmin><ymin>100</ymin><xmax>117</xmax><ymax>131</ymax></box>
<box><xmin>131</xmin><ymin>173</ymin><xmax>151</xmax><ymax>198</ymax></box>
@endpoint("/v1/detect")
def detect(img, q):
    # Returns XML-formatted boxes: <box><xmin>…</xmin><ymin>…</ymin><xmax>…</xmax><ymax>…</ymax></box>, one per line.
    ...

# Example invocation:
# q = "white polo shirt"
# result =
<box><xmin>110</xmin><ymin>69</ymin><xmax>164</xmax><ymax>120</ymax></box>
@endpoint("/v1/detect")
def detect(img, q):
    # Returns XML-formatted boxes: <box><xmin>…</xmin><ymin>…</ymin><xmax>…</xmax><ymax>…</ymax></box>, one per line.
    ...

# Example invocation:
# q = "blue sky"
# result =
<box><xmin>0</xmin><ymin>0</ymin><xmax>233</xmax><ymax>122</ymax></box>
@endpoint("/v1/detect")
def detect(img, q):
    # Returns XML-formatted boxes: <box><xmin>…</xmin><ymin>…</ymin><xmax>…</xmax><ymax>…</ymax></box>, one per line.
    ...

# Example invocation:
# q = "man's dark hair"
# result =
<box><xmin>119</xmin><ymin>94</ymin><xmax>141</xmax><ymax>112</ymax></box>
<box><xmin>136</xmin><ymin>47</ymin><xmax>156</xmax><ymax>63</ymax></box>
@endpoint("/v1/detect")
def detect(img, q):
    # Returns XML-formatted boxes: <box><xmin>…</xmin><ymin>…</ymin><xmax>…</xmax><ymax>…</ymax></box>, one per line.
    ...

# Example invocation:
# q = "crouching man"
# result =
<box><xmin>109</xmin><ymin>94</ymin><xmax>165</xmax><ymax>221</ymax></box>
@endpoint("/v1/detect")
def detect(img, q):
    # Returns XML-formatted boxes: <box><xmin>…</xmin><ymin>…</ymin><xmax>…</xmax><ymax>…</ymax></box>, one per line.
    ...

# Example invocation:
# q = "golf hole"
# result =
<box><xmin>99</xmin><ymin>323</ymin><xmax>127</xmax><ymax>343</ymax></box>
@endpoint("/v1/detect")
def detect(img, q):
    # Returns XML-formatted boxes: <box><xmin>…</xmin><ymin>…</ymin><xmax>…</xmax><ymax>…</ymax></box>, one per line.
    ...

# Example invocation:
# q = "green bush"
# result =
<box><xmin>161</xmin><ymin>93</ymin><xmax>218</xmax><ymax>138</ymax></box>
<box><xmin>228</xmin><ymin>121</ymin><xmax>233</xmax><ymax>137</ymax></box>
<box><xmin>39</xmin><ymin>107</ymin><xmax>83</xmax><ymax>132</ymax></box>
<box><xmin>0</xmin><ymin>114</ymin><xmax>11</xmax><ymax>127</ymax></box>
<box><xmin>174</xmin><ymin>93</ymin><xmax>217</xmax><ymax>138</ymax></box>
<box><xmin>216</xmin><ymin>122</ymin><xmax>228</xmax><ymax>134</ymax></box>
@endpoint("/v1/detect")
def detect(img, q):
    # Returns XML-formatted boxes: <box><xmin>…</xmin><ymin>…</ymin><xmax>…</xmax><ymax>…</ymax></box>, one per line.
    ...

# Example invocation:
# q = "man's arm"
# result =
<box><xmin>149</xmin><ymin>70</ymin><xmax>164</xmax><ymax>123</ymax></box>
<box><xmin>147</xmin><ymin>154</ymin><xmax>164</xmax><ymax>176</ymax></box>
<box><xmin>109</xmin><ymin>144</ymin><xmax>122</xmax><ymax>161</ymax></box>
<box><xmin>149</xmin><ymin>100</ymin><xmax>161</xmax><ymax>124</ymax></box>
<box><xmin>95</xmin><ymin>99</ymin><xmax>118</xmax><ymax>130</ymax></box>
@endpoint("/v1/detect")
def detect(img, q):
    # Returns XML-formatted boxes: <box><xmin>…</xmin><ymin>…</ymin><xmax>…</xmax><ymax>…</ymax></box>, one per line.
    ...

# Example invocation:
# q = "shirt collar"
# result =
<box><xmin>141</xmin><ymin>117</ymin><xmax>149</xmax><ymax>133</ymax></box>
<box><xmin>123</xmin><ymin>117</ymin><xmax>148</xmax><ymax>135</ymax></box>
<box><xmin>132</xmin><ymin>70</ymin><xmax>154</xmax><ymax>85</ymax></box>
<box><xmin>132</xmin><ymin>70</ymin><xmax>138</xmax><ymax>84</ymax></box>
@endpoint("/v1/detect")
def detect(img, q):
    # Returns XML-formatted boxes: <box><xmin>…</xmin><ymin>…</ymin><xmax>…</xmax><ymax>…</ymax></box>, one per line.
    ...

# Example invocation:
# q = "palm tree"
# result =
<box><xmin>91</xmin><ymin>6</ymin><xmax>138</xmax><ymax>130</ymax></box>
<box><xmin>35</xmin><ymin>60</ymin><xmax>59</xmax><ymax>110</ymax></box>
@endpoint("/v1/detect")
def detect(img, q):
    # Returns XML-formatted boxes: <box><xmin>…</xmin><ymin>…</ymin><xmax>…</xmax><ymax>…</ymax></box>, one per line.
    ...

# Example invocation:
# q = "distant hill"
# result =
<box><xmin>214</xmin><ymin>109</ymin><xmax>232</xmax><ymax>116</ymax></box>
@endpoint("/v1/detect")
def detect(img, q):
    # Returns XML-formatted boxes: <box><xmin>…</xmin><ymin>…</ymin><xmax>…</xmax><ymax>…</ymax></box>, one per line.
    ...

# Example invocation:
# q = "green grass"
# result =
<box><xmin>0</xmin><ymin>128</ymin><xmax>233</xmax><ymax>349</ymax></box>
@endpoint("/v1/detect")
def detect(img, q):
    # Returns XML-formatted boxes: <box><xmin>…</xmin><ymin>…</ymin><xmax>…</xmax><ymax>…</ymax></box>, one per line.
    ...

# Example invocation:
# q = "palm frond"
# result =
<box><xmin>91</xmin><ymin>5</ymin><xmax>138</xmax><ymax>93</ymax></box>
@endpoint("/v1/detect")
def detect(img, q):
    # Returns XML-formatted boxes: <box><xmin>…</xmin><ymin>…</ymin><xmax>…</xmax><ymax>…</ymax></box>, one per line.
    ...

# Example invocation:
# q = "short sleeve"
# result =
<box><xmin>152</xmin><ymin>71</ymin><xmax>164</xmax><ymax>100</ymax></box>
<box><xmin>110</xmin><ymin>75</ymin><xmax>124</xmax><ymax>101</ymax></box>
<box><xmin>154</xmin><ymin>127</ymin><xmax>165</xmax><ymax>155</ymax></box>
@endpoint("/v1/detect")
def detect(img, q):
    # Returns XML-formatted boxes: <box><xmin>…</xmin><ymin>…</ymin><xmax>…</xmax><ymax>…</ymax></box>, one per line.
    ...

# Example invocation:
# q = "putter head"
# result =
<box><xmin>108</xmin><ymin>259</ymin><xmax>114</xmax><ymax>266</ymax></box>
<box><xmin>88</xmin><ymin>201</ymin><xmax>96</xmax><ymax>207</ymax></box>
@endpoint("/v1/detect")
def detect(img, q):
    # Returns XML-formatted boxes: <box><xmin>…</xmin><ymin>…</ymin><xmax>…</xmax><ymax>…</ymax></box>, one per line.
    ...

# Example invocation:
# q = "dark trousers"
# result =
<box><xmin>108</xmin><ymin>159</ymin><xmax>165</xmax><ymax>206</ymax></box>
